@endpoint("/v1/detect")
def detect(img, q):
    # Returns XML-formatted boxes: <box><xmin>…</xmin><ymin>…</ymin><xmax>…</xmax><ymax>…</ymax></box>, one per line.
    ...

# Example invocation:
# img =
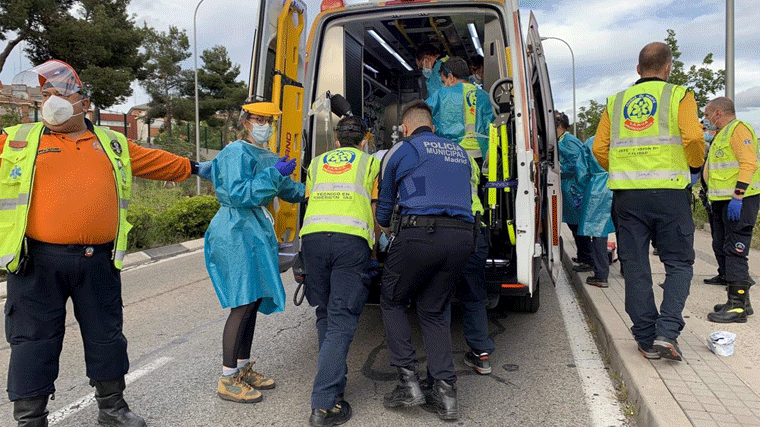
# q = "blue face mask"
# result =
<box><xmin>704</xmin><ymin>131</ymin><xmax>714</xmax><ymax>143</ymax></box>
<box><xmin>703</xmin><ymin>117</ymin><xmax>717</xmax><ymax>131</ymax></box>
<box><xmin>422</xmin><ymin>68</ymin><xmax>433</xmax><ymax>79</ymax></box>
<box><xmin>250</xmin><ymin>123</ymin><xmax>273</xmax><ymax>144</ymax></box>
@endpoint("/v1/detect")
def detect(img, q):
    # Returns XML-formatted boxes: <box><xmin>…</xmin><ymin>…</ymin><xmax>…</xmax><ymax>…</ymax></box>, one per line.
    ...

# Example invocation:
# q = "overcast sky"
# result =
<box><xmin>2</xmin><ymin>0</ymin><xmax>758</xmax><ymax>131</ymax></box>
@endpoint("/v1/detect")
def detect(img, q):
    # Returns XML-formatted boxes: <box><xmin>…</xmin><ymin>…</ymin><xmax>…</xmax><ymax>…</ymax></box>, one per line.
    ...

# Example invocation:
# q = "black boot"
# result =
<box><xmin>714</xmin><ymin>290</ymin><xmax>753</xmax><ymax>315</ymax></box>
<box><xmin>383</xmin><ymin>367</ymin><xmax>425</xmax><ymax>408</ymax></box>
<box><xmin>13</xmin><ymin>396</ymin><xmax>49</xmax><ymax>427</ymax></box>
<box><xmin>425</xmin><ymin>380</ymin><xmax>458</xmax><ymax>420</ymax></box>
<box><xmin>708</xmin><ymin>283</ymin><xmax>750</xmax><ymax>323</ymax></box>
<box><xmin>91</xmin><ymin>378</ymin><xmax>147</xmax><ymax>427</ymax></box>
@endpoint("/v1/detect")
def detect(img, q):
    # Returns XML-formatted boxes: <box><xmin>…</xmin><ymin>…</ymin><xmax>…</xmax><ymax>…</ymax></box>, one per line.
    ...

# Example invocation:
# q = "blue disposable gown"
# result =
<box><xmin>426</xmin><ymin>82</ymin><xmax>494</xmax><ymax>157</ymax></box>
<box><xmin>204</xmin><ymin>141</ymin><xmax>305</xmax><ymax>313</ymax></box>
<box><xmin>575</xmin><ymin>137</ymin><xmax>614</xmax><ymax>237</ymax></box>
<box><xmin>558</xmin><ymin>132</ymin><xmax>585</xmax><ymax>225</ymax></box>
<box><xmin>424</xmin><ymin>59</ymin><xmax>445</xmax><ymax>98</ymax></box>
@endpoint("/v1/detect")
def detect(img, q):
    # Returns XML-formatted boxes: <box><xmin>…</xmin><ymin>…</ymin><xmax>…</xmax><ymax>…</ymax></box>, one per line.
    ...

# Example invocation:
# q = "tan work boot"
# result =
<box><xmin>217</xmin><ymin>371</ymin><xmax>263</xmax><ymax>403</ymax></box>
<box><xmin>239</xmin><ymin>362</ymin><xmax>276</xmax><ymax>390</ymax></box>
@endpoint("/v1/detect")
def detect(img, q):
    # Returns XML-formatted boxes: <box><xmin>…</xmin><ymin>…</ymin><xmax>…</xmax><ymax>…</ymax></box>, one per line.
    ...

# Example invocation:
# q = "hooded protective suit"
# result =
<box><xmin>558</xmin><ymin>131</ymin><xmax>585</xmax><ymax>225</ymax></box>
<box><xmin>204</xmin><ymin>141</ymin><xmax>305</xmax><ymax>313</ymax></box>
<box><xmin>575</xmin><ymin>137</ymin><xmax>614</xmax><ymax>237</ymax></box>
<box><xmin>426</xmin><ymin>82</ymin><xmax>494</xmax><ymax>157</ymax></box>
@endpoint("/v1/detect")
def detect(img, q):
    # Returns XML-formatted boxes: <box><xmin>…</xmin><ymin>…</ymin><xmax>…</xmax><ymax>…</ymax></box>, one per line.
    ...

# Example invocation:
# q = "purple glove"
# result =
<box><xmin>275</xmin><ymin>156</ymin><xmax>297</xmax><ymax>176</ymax></box>
<box><xmin>727</xmin><ymin>197</ymin><xmax>743</xmax><ymax>222</ymax></box>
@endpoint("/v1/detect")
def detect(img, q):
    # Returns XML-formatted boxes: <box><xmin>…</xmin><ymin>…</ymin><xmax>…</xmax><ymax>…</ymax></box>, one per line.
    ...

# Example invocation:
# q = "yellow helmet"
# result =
<box><xmin>242</xmin><ymin>102</ymin><xmax>282</xmax><ymax>117</ymax></box>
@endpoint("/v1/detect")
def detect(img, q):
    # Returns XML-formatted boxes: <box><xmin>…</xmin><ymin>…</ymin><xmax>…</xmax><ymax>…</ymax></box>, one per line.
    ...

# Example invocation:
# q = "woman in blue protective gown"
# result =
<box><xmin>203</xmin><ymin>101</ymin><xmax>305</xmax><ymax>403</ymax></box>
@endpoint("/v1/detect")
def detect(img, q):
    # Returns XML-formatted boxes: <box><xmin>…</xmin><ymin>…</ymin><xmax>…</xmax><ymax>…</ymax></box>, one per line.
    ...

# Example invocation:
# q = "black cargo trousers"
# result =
<box><xmin>380</xmin><ymin>220</ymin><xmax>474</xmax><ymax>384</ymax></box>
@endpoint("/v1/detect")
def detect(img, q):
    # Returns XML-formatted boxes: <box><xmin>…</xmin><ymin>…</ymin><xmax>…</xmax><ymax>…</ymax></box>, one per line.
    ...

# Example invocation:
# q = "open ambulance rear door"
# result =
<box><xmin>248</xmin><ymin>0</ymin><xmax>309</xmax><ymax>272</ymax></box>
<box><xmin>526</xmin><ymin>12</ymin><xmax>562</xmax><ymax>284</ymax></box>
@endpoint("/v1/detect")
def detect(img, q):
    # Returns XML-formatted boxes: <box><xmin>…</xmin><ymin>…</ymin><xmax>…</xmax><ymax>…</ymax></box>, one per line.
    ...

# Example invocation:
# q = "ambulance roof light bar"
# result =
<box><xmin>468</xmin><ymin>23</ymin><xmax>484</xmax><ymax>57</ymax></box>
<box><xmin>368</xmin><ymin>29</ymin><xmax>413</xmax><ymax>71</ymax></box>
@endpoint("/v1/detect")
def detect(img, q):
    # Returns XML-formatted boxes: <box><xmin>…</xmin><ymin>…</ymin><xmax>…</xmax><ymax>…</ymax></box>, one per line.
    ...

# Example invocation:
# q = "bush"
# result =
<box><xmin>127</xmin><ymin>204</ymin><xmax>158</xmax><ymax>251</ymax></box>
<box><xmin>154</xmin><ymin>195</ymin><xmax>220</xmax><ymax>243</ymax></box>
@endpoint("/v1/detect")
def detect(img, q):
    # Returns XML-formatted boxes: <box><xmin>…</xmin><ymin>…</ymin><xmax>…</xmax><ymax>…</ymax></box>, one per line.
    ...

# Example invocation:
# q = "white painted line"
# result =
<box><xmin>48</xmin><ymin>357</ymin><xmax>173</xmax><ymax>425</ymax></box>
<box><xmin>554</xmin><ymin>270</ymin><xmax>627</xmax><ymax>427</ymax></box>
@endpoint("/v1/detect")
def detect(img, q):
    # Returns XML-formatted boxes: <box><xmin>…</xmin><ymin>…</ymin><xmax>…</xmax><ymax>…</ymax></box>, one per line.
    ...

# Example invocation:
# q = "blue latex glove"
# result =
<box><xmin>378</xmin><ymin>233</ymin><xmax>390</xmax><ymax>252</ymax></box>
<box><xmin>368</xmin><ymin>259</ymin><xmax>381</xmax><ymax>278</ymax></box>
<box><xmin>275</xmin><ymin>156</ymin><xmax>297</xmax><ymax>176</ymax></box>
<box><xmin>690</xmin><ymin>173</ymin><xmax>700</xmax><ymax>186</ymax></box>
<box><xmin>727</xmin><ymin>197</ymin><xmax>743</xmax><ymax>221</ymax></box>
<box><xmin>197</xmin><ymin>161</ymin><xmax>212</xmax><ymax>181</ymax></box>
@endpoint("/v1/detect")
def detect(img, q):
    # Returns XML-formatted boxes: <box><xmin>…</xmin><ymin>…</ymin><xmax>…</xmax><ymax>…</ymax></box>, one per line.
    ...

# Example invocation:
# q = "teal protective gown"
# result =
<box><xmin>204</xmin><ymin>141</ymin><xmax>305</xmax><ymax>312</ymax></box>
<box><xmin>424</xmin><ymin>59</ymin><xmax>445</xmax><ymax>97</ymax></box>
<box><xmin>558</xmin><ymin>132</ymin><xmax>585</xmax><ymax>225</ymax></box>
<box><xmin>575</xmin><ymin>137</ymin><xmax>614</xmax><ymax>237</ymax></box>
<box><xmin>426</xmin><ymin>82</ymin><xmax>494</xmax><ymax>157</ymax></box>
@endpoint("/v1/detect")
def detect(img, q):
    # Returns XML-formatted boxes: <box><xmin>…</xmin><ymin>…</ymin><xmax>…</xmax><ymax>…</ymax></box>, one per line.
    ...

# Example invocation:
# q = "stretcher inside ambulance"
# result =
<box><xmin>248</xmin><ymin>0</ymin><xmax>562</xmax><ymax>312</ymax></box>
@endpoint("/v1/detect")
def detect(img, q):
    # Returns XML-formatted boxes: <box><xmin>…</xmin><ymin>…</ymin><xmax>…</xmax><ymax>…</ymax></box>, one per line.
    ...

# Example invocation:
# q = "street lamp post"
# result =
<box><xmin>541</xmin><ymin>36</ymin><xmax>576</xmax><ymax>136</ymax></box>
<box><xmin>193</xmin><ymin>0</ymin><xmax>207</xmax><ymax>196</ymax></box>
<box><xmin>726</xmin><ymin>0</ymin><xmax>735</xmax><ymax>100</ymax></box>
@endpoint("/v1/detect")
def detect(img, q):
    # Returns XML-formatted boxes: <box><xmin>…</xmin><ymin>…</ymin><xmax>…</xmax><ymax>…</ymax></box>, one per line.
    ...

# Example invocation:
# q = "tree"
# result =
<box><xmin>573</xmin><ymin>99</ymin><xmax>605</xmax><ymax>141</ymax></box>
<box><xmin>139</xmin><ymin>25</ymin><xmax>192</xmax><ymax>137</ymax></box>
<box><xmin>183</xmin><ymin>45</ymin><xmax>247</xmax><ymax>144</ymax></box>
<box><xmin>665</xmin><ymin>29</ymin><xmax>725</xmax><ymax>113</ymax></box>
<box><xmin>3</xmin><ymin>0</ymin><xmax>144</xmax><ymax>109</ymax></box>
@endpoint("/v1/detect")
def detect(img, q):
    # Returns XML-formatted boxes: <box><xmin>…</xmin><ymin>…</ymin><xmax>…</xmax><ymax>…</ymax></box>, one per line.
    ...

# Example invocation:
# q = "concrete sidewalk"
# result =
<box><xmin>563</xmin><ymin>226</ymin><xmax>760</xmax><ymax>427</ymax></box>
<box><xmin>0</xmin><ymin>238</ymin><xmax>205</xmax><ymax>299</ymax></box>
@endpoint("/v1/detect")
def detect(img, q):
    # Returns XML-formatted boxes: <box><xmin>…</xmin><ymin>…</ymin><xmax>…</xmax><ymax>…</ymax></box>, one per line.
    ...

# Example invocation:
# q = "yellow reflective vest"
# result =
<box><xmin>459</xmin><ymin>82</ymin><xmax>480</xmax><ymax>156</ymax></box>
<box><xmin>300</xmin><ymin>147</ymin><xmax>380</xmax><ymax>248</ymax></box>
<box><xmin>0</xmin><ymin>123</ymin><xmax>133</xmax><ymax>272</ymax></box>
<box><xmin>607</xmin><ymin>81</ymin><xmax>690</xmax><ymax>190</ymax></box>
<box><xmin>705</xmin><ymin>119</ymin><xmax>760</xmax><ymax>201</ymax></box>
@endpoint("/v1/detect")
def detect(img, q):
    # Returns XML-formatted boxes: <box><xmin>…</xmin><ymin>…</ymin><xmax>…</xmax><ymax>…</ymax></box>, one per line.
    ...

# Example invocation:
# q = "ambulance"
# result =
<box><xmin>249</xmin><ymin>0</ymin><xmax>562</xmax><ymax>312</ymax></box>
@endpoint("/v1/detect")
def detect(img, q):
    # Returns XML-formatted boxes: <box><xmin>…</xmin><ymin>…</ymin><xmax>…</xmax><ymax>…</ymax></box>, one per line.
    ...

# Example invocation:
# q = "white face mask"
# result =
<box><xmin>250</xmin><ymin>123</ymin><xmax>273</xmax><ymax>144</ymax></box>
<box><xmin>42</xmin><ymin>95</ymin><xmax>81</xmax><ymax>125</ymax></box>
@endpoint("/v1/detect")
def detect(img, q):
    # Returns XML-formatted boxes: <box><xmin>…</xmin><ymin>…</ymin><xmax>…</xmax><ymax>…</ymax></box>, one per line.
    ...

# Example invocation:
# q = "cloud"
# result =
<box><xmin>735</xmin><ymin>86</ymin><xmax>760</xmax><ymax>111</ymax></box>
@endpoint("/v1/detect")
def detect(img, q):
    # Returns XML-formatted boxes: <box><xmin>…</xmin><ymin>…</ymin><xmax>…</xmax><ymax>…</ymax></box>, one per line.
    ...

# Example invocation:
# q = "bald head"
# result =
<box><xmin>401</xmin><ymin>100</ymin><xmax>433</xmax><ymax>135</ymax></box>
<box><xmin>637</xmin><ymin>42</ymin><xmax>672</xmax><ymax>77</ymax></box>
<box><xmin>707</xmin><ymin>97</ymin><xmax>736</xmax><ymax>115</ymax></box>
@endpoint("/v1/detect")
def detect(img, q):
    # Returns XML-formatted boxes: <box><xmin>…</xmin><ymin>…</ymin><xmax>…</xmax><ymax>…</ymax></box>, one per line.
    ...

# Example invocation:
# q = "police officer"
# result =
<box><xmin>377</xmin><ymin>100</ymin><xmax>474</xmax><ymax>421</ymax></box>
<box><xmin>426</xmin><ymin>56</ymin><xmax>494</xmax><ymax>161</ymax></box>
<box><xmin>593</xmin><ymin>42</ymin><xmax>704</xmax><ymax>361</ymax></box>
<box><xmin>703</xmin><ymin>97</ymin><xmax>760</xmax><ymax>323</ymax></box>
<box><xmin>0</xmin><ymin>60</ymin><xmax>208</xmax><ymax>427</ymax></box>
<box><xmin>301</xmin><ymin>116</ymin><xmax>380</xmax><ymax>426</ymax></box>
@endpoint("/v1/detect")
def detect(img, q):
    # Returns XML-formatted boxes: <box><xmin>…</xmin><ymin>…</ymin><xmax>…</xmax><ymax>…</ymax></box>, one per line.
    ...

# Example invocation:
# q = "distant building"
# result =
<box><xmin>0</xmin><ymin>83</ymin><xmax>43</xmax><ymax>123</ymax></box>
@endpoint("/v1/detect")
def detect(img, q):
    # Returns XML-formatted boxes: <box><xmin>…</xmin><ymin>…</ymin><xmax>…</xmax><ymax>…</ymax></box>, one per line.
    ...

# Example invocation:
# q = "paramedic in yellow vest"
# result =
<box><xmin>301</xmin><ymin>116</ymin><xmax>380</xmax><ymax>427</ymax></box>
<box><xmin>0</xmin><ymin>60</ymin><xmax>208</xmax><ymax>427</ymax></box>
<box><xmin>593</xmin><ymin>42</ymin><xmax>704</xmax><ymax>362</ymax></box>
<box><xmin>702</xmin><ymin>97</ymin><xmax>760</xmax><ymax>324</ymax></box>
<box><xmin>426</xmin><ymin>56</ymin><xmax>494</xmax><ymax>162</ymax></box>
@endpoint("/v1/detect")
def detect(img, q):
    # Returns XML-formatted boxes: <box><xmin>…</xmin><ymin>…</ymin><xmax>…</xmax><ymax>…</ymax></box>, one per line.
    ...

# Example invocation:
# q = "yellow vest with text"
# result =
<box><xmin>705</xmin><ymin>119</ymin><xmax>760</xmax><ymax>201</ymax></box>
<box><xmin>300</xmin><ymin>147</ymin><xmax>380</xmax><ymax>248</ymax></box>
<box><xmin>459</xmin><ymin>82</ymin><xmax>480</xmax><ymax>156</ymax></box>
<box><xmin>607</xmin><ymin>81</ymin><xmax>689</xmax><ymax>190</ymax></box>
<box><xmin>0</xmin><ymin>123</ymin><xmax>133</xmax><ymax>272</ymax></box>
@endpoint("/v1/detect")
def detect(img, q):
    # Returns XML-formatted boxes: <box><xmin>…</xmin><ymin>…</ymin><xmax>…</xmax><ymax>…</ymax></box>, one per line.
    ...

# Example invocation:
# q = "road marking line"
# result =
<box><xmin>555</xmin><ymin>270</ymin><xmax>627</xmax><ymax>426</ymax></box>
<box><xmin>48</xmin><ymin>357</ymin><xmax>173</xmax><ymax>425</ymax></box>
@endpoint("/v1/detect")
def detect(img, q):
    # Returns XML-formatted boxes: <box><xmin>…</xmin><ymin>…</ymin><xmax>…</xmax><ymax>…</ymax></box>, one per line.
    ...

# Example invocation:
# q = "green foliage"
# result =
<box><xmin>154</xmin><ymin>195</ymin><xmax>219</xmax><ymax>243</ymax></box>
<box><xmin>665</xmin><ymin>29</ymin><xmax>725</xmax><ymax>113</ymax></box>
<box><xmin>0</xmin><ymin>108</ymin><xmax>23</xmax><ymax>129</ymax></box>
<box><xmin>139</xmin><ymin>25</ymin><xmax>191</xmax><ymax>137</ymax></box>
<box><xmin>0</xmin><ymin>0</ymin><xmax>71</xmax><ymax>74</ymax></box>
<box><xmin>19</xmin><ymin>0</ymin><xmax>144</xmax><ymax>109</ymax></box>
<box><xmin>151</xmin><ymin>131</ymin><xmax>195</xmax><ymax>158</ymax></box>
<box><xmin>574</xmin><ymin>99</ymin><xmax>605</xmax><ymax>141</ymax></box>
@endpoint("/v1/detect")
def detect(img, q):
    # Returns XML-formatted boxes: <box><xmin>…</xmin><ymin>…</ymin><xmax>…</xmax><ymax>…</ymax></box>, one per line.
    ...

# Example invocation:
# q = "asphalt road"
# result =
<box><xmin>0</xmin><ymin>251</ymin><xmax>622</xmax><ymax>426</ymax></box>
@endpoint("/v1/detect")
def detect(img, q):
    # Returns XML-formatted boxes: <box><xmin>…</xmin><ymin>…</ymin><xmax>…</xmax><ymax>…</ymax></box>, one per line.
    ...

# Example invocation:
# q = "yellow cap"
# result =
<box><xmin>242</xmin><ymin>102</ymin><xmax>282</xmax><ymax>117</ymax></box>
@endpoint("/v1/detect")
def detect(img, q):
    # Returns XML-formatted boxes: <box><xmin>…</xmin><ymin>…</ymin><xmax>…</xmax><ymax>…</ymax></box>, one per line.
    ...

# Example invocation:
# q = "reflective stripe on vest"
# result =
<box><xmin>0</xmin><ymin>193</ymin><xmax>30</xmax><ymax>210</ymax></box>
<box><xmin>706</xmin><ymin>119</ymin><xmax>760</xmax><ymax>201</ymax></box>
<box><xmin>607</xmin><ymin>81</ymin><xmax>689</xmax><ymax>190</ymax></box>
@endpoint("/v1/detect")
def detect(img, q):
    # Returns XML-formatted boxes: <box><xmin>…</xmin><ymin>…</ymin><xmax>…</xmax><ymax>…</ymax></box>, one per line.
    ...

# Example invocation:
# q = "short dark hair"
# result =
<box><xmin>638</xmin><ymin>42</ymin><xmax>672</xmax><ymax>74</ymax></box>
<box><xmin>440</xmin><ymin>57</ymin><xmax>470</xmax><ymax>80</ymax></box>
<box><xmin>470</xmin><ymin>55</ymin><xmax>483</xmax><ymax>68</ymax></box>
<box><xmin>335</xmin><ymin>116</ymin><xmax>367</xmax><ymax>146</ymax></box>
<box><xmin>416</xmin><ymin>43</ymin><xmax>441</xmax><ymax>61</ymax></box>
<box><xmin>401</xmin><ymin>100</ymin><xmax>433</xmax><ymax>127</ymax></box>
<box><xmin>554</xmin><ymin>111</ymin><xmax>570</xmax><ymax>130</ymax></box>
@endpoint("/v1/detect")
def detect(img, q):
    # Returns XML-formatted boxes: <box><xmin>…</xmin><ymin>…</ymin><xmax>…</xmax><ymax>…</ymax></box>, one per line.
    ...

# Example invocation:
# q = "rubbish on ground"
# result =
<box><xmin>706</xmin><ymin>331</ymin><xmax>736</xmax><ymax>356</ymax></box>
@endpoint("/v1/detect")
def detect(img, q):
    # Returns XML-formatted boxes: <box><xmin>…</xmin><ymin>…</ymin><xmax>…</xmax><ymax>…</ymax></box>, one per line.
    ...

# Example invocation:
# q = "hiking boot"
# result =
<box><xmin>709</xmin><ymin>283</ymin><xmax>750</xmax><ymax>324</ymax></box>
<box><xmin>637</xmin><ymin>343</ymin><xmax>661</xmax><ymax>360</ymax></box>
<box><xmin>586</xmin><ymin>276</ymin><xmax>609</xmax><ymax>288</ymax></box>
<box><xmin>423</xmin><ymin>380</ymin><xmax>458</xmax><ymax>421</ymax></box>
<box><xmin>217</xmin><ymin>371</ymin><xmax>262</xmax><ymax>403</ymax></box>
<box><xmin>714</xmin><ymin>298</ymin><xmax>754</xmax><ymax>316</ymax></box>
<box><xmin>572</xmin><ymin>263</ymin><xmax>593</xmax><ymax>272</ymax></box>
<box><xmin>463</xmin><ymin>351</ymin><xmax>492</xmax><ymax>375</ymax></box>
<box><xmin>309</xmin><ymin>400</ymin><xmax>352</xmax><ymax>427</ymax></box>
<box><xmin>13</xmin><ymin>395</ymin><xmax>49</xmax><ymax>427</ymax></box>
<box><xmin>704</xmin><ymin>275</ymin><xmax>727</xmax><ymax>286</ymax></box>
<box><xmin>653</xmin><ymin>336</ymin><xmax>683</xmax><ymax>361</ymax></box>
<box><xmin>383</xmin><ymin>367</ymin><xmax>425</xmax><ymax>408</ymax></box>
<box><xmin>239</xmin><ymin>362</ymin><xmax>275</xmax><ymax>390</ymax></box>
<box><xmin>91</xmin><ymin>378</ymin><xmax>146</xmax><ymax>427</ymax></box>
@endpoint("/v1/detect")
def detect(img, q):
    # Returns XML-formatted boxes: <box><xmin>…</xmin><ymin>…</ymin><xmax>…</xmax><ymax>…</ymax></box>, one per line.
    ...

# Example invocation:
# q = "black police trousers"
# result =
<box><xmin>5</xmin><ymin>239</ymin><xmax>129</xmax><ymax>401</ymax></box>
<box><xmin>710</xmin><ymin>194</ymin><xmax>760</xmax><ymax>282</ymax></box>
<box><xmin>380</xmin><ymin>226</ymin><xmax>474</xmax><ymax>384</ymax></box>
